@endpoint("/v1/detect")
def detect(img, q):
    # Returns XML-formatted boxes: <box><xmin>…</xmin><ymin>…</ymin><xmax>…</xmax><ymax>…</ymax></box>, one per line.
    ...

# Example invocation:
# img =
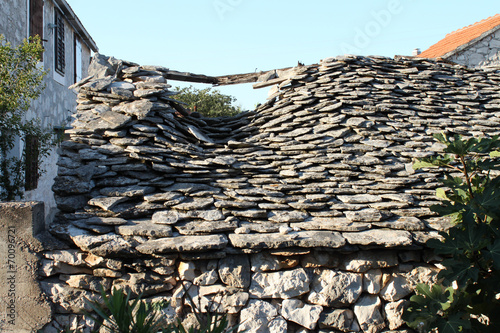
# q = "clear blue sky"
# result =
<box><xmin>66</xmin><ymin>0</ymin><xmax>500</xmax><ymax>110</ymax></box>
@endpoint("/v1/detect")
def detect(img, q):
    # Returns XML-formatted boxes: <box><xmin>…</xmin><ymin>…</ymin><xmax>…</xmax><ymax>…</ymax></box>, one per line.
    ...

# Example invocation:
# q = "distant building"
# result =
<box><xmin>0</xmin><ymin>0</ymin><xmax>98</xmax><ymax>221</ymax></box>
<box><xmin>418</xmin><ymin>14</ymin><xmax>500</xmax><ymax>67</ymax></box>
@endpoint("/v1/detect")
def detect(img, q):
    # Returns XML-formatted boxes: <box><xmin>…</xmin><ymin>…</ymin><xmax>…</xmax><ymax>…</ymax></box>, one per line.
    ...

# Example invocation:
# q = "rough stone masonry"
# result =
<box><xmin>38</xmin><ymin>53</ymin><xmax>500</xmax><ymax>332</ymax></box>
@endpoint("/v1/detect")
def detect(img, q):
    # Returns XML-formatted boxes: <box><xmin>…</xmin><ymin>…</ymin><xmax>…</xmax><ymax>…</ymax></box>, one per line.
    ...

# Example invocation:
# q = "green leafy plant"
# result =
<box><xmin>81</xmin><ymin>287</ymin><xmax>238</xmax><ymax>333</ymax></box>
<box><xmin>403</xmin><ymin>133</ymin><xmax>500</xmax><ymax>332</ymax></box>
<box><xmin>174</xmin><ymin>86</ymin><xmax>242</xmax><ymax>118</ymax></box>
<box><xmin>85</xmin><ymin>287</ymin><xmax>168</xmax><ymax>333</ymax></box>
<box><xmin>0</xmin><ymin>34</ymin><xmax>54</xmax><ymax>200</ymax></box>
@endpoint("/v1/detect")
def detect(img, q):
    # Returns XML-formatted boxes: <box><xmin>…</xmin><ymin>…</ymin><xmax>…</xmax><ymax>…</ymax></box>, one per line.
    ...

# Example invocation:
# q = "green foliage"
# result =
<box><xmin>85</xmin><ymin>287</ymin><xmax>168</xmax><ymax>333</ymax></box>
<box><xmin>174</xmin><ymin>86</ymin><xmax>242</xmax><ymax>118</ymax></box>
<box><xmin>0</xmin><ymin>34</ymin><xmax>53</xmax><ymax>200</ymax></box>
<box><xmin>403</xmin><ymin>133</ymin><xmax>500</xmax><ymax>332</ymax></box>
<box><xmin>80</xmin><ymin>287</ymin><xmax>237</xmax><ymax>333</ymax></box>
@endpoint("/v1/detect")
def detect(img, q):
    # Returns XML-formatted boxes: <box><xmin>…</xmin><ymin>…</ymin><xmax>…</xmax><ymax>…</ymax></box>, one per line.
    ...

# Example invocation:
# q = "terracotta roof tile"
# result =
<box><xmin>419</xmin><ymin>14</ymin><xmax>500</xmax><ymax>58</ymax></box>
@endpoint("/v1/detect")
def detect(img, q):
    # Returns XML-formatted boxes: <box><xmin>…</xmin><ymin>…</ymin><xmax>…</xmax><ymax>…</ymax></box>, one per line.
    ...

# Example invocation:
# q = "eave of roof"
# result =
<box><xmin>53</xmin><ymin>0</ymin><xmax>98</xmax><ymax>52</ymax></box>
<box><xmin>419</xmin><ymin>14</ymin><xmax>500</xmax><ymax>59</ymax></box>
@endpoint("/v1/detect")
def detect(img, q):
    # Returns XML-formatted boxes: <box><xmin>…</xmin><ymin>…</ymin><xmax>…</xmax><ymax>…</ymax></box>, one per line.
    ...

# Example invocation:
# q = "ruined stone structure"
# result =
<box><xmin>40</xmin><ymin>54</ymin><xmax>500</xmax><ymax>332</ymax></box>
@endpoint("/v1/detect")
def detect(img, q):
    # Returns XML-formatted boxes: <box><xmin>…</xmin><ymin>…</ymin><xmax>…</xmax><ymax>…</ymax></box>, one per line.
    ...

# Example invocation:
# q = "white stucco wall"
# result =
<box><xmin>1</xmin><ymin>0</ymin><xmax>93</xmax><ymax>223</ymax></box>
<box><xmin>448</xmin><ymin>28</ymin><xmax>500</xmax><ymax>68</ymax></box>
<box><xmin>0</xmin><ymin>0</ymin><xmax>27</xmax><ymax>46</ymax></box>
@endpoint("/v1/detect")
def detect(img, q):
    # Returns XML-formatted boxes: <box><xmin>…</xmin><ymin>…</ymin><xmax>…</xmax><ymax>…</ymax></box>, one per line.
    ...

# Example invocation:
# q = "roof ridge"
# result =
<box><xmin>444</xmin><ymin>13</ymin><xmax>500</xmax><ymax>37</ymax></box>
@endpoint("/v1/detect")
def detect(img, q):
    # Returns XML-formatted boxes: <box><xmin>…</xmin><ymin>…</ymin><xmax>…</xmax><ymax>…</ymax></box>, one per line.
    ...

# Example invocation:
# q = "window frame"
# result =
<box><xmin>74</xmin><ymin>35</ymin><xmax>82</xmax><ymax>83</ymax></box>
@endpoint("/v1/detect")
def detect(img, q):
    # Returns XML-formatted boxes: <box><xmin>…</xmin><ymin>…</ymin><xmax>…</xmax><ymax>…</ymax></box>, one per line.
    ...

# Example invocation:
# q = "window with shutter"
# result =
<box><xmin>55</xmin><ymin>8</ymin><xmax>65</xmax><ymax>75</ymax></box>
<box><xmin>25</xmin><ymin>134</ymin><xmax>39</xmax><ymax>191</ymax></box>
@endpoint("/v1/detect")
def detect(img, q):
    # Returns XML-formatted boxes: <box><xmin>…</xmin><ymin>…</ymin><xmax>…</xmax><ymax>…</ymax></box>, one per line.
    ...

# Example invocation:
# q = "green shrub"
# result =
<box><xmin>72</xmin><ymin>287</ymin><xmax>238</xmax><ymax>333</ymax></box>
<box><xmin>0</xmin><ymin>34</ymin><xmax>53</xmax><ymax>200</ymax></box>
<box><xmin>173</xmin><ymin>86</ymin><xmax>242</xmax><ymax>118</ymax></box>
<box><xmin>85</xmin><ymin>287</ymin><xmax>167</xmax><ymax>333</ymax></box>
<box><xmin>403</xmin><ymin>133</ymin><xmax>500</xmax><ymax>332</ymax></box>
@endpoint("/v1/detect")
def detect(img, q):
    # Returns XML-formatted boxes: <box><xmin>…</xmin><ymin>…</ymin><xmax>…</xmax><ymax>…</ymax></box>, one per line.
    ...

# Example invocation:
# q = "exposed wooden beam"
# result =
<box><xmin>162</xmin><ymin>65</ymin><xmax>303</xmax><ymax>88</ymax></box>
<box><xmin>214</xmin><ymin>71</ymin><xmax>272</xmax><ymax>86</ymax></box>
<box><xmin>163</xmin><ymin>70</ymin><xmax>217</xmax><ymax>84</ymax></box>
<box><xmin>214</xmin><ymin>67</ymin><xmax>294</xmax><ymax>86</ymax></box>
<box><xmin>252</xmin><ymin>77</ymin><xmax>288</xmax><ymax>89</ymax></box>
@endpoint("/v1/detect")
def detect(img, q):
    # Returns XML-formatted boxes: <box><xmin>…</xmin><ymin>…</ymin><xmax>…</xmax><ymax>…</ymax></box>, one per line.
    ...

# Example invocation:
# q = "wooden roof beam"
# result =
<box><xmin>163</xmin><ymin>65</ymin><xmax>302</xmax><ymax>88</ymax></box>
<box><xmin>214</xmin><ymin>66</ymin><xmax>295</xmax><ymax>86</ymax></box>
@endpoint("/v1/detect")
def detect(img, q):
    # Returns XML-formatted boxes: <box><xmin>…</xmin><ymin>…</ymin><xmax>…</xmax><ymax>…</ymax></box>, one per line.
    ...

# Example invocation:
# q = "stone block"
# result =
<box><xmin>379</xmin><ymin>273</ymin><xmax>412</xmax><ymax>302</ymax></box>
<box><xmin>363</xmin><ymin>268</ymin><xmax>382</xmax><ymax>294</ymax></box>
<box><xmin>384</xmin><ymin>299</ymin><xmax>408</xmax><ymax>330</ymax></box>
<box><xmin>238</xmin><ymin>299</ymin><xmax>287</xmax><ymax>333</ymax></box>
<box><xmin>178</xmin><ymin>261</ymin><xmax>196</xmax><ymax>281</ymax></box>
<box><xmin>281</xmin><ymin>298</ymin><xmax>323</xmax><ymax>330</ymax></box>
<box><xmin>218</xmin><ymin>254</ymin><xmax>251</xmax><ymax>288</ymax></box>
<box><xmin>249</xmin><ymin>268</ymin><xmax>310</xmax><ymax>299</ymax></box>
<box><xmin>137</xmin><ymin>234</ymin><xmax>228</xmax><ymax>254</ymax></box>
<box><xmin>489</xmin><ymin>38</ymin><xmax>500</xmax><ymax>48</ymax></box>
<box><xmin>251</xmin><ymin>251</ymin><xmax>300</xmax><ymax>272</ymax></box>
<box><xmin>300</xmin><ymin>250</ymin><xmax>340</xmax><ymax>268</ymax></box>
<box><xmin>353</xmin><ymin>295</ymin><xmax>386</xmax><ymax>333</ymax></box>
<box><xmin>342</xmin><ymin>229</ymin><xmax>412</xmax><ymax>247</ymax></box>
<box><xmin>307</xmin><ymin>268</ymin><xmax>362</xmax><ymax>307</ymax></box>
<box><xmin>318</xmin><ymin>308</ymin><xmax>354</xmax><ymax>331</ymax></box>
<box><xmin>229</xmin><ymin>231</ymin><xmax>345</xmax><ymax>250</ymax></box>
<box><xmin>194</xmin><ymin>284</ymin><xmax>249</xmax><ymax>314</ymax></box>
<box><xmin>341</xmin><ymin>250</ymin><xmax>399</xmax><ymax>272</ymax></box>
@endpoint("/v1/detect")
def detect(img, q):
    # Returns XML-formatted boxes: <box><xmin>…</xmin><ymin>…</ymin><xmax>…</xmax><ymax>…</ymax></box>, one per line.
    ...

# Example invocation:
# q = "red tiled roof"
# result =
<box><xmin>419</xmin><ymin>14</ymin><xmax>500</xmax><ymax>58</ymax></box>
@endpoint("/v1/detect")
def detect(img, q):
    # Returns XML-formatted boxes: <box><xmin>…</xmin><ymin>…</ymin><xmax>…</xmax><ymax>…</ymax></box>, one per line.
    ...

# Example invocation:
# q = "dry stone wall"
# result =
<box><xmin>41</xmin><ymin>54</ymin><xmax>500</xmax><ymax>332</ymax></box>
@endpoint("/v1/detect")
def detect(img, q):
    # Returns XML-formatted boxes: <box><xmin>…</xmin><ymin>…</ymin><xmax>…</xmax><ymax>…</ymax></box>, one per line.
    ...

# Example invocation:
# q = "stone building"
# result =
<box><xmin>0</xmin><ymin>0</ymin><xmax>97</xmax><ymax>221</ymax></box>
<box><xmin>419</xmin><ymin>13</ymin><xmax>500</xmax><ymax>67</ymax></box>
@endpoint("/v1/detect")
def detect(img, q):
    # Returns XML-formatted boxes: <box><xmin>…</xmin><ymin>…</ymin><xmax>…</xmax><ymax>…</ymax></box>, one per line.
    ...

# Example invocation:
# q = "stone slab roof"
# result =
<box><xmin>419</xmin><ymin>14</ymin><xmax>500</xmax><ymax>59</ymax></box>
<box><xmin>51</xmin><ymin>54</ymin><xmax>500</xmax><ymax>259</ymax></box>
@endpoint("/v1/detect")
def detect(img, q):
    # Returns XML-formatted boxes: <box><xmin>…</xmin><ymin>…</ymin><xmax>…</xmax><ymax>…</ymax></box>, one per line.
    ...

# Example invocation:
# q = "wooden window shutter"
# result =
<box><xmin>29</xmin><ymin>0</ymin><xmax>44</xmax><ymax>61</ymax></box>
<box><xmin>29</xmin><ymin>0</ymin><xmax>44</xmax><ymax>38</ymax></box>
<box><xmin>25</xmin><ymin>134</ymin><xmax>39</xmax><ymax>191</ymax></box>
<box><xmin>55</xmin><ymin>8</ymin><xmax>65</xmax><ymax>74</ymax></box>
